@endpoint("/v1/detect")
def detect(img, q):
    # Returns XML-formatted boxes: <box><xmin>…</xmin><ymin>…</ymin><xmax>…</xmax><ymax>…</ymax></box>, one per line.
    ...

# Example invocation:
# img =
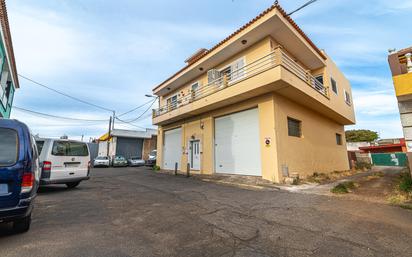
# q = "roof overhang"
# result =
<box><xmin>153</xmin><ymin>5</ymin><xmax>326</xmax><ymax>96</ymax></box>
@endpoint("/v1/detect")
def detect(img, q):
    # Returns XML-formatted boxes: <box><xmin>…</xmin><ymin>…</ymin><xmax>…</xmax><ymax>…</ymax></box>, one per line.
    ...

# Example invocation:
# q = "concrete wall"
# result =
<box><xmin>274</xmin><ymin>94</ymin><xmax>349</xmax><ymax>178</ymax></box>
<box><xmin>157</xmin><ymin>92</ymin><xmax>350</xmax><ymax>183</ymax></box>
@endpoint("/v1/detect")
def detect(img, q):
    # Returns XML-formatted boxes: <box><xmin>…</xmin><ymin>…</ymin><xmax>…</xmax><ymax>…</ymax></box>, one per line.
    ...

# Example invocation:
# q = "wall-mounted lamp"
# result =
<box><xmin>241</xmin><ymin>39</ymin><xmax>248</xmax><ymax>45</ymax></box>
<box><xmin>200</xmin><ymin>121</ymin><xmax>204</xmax><ymax>129</ymax></box>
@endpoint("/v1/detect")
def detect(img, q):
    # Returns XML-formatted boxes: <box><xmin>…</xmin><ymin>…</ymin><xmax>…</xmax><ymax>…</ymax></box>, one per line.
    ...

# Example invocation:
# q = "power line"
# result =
<box><xmin>114</xmin><ymin>117</ymin><xmax>148</xmax><ymax>130</ymax></box>
<box><xmin>18</xmin><ymin>74</ymin><xmax>115</xmax><ymax>113</ymax></box>
<box><xmin>287</xmin><ymin>0</ymin><xmax>320</xmax><ymax>16</ymax></box>
<box><xmin>117</xmin><ymin>99</ymin><xmax>156</xmax><ymax>117</ymax></box>
<box><xmin>14</xmin><ymin>106</ymin><xmax>109</xmax><ymax>122</ymax></box>
<box><xmin>123</xmin><ymin>98</ymin><xmax>157</xmax><ymax>123</ymax></box>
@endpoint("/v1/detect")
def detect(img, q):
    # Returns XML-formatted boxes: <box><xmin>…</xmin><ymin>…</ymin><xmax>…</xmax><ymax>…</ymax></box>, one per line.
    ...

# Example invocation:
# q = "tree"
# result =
<box><xmin>345</xmin><ymin>129</ymin><xmax>379</xmax><ymax>142</ymax></box>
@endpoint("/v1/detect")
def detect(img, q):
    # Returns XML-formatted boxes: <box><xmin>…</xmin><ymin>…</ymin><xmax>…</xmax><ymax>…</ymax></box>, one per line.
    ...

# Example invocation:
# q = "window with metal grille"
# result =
<box><xmin>336</xmin><ymin>133</ymin><xmax>342</xmax><ymax>145</ymax></box>
<box><xmin>331</xmin><ymin>78</ymin><xmax>337</xmax><ymax>94</ymax></box>
<box><xmin>287</xmin><ymin>117</ymin><xmax>302</xmax><ymax>137</ymax></box>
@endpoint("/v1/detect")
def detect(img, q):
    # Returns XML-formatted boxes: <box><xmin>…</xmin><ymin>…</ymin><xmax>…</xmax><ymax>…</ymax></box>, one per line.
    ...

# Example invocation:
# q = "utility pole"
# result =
<box><xmin>107</xmin><ymin>116</ymin><xmax>112</xmax><ymax>157</ymax></box>
<box><xmin>112</xmin><ymin>111</ymin><xmax>116</xmax><ymax>131</ymax></box>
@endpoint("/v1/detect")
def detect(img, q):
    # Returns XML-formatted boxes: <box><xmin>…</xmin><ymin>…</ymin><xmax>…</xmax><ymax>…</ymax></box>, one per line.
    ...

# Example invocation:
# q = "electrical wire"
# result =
<box><xmin>14</xmin><ymin>106</ymin><xmax>110</xmax><ymax>122</ymax></box>
<box><xmin>114</xmin><ymin>117</ymin><xmax>148</xmax><ymax>130</ymax></box>
<box><xmin>287</xmin><ymin>0</ymin><xmax>320</xmax><ymax>16</ymax></box>
<box><xmin>18</xmin><ymin>74</ymin><xmax>115</xmax><ymax>113</ymax></box>
<box><xmin>116</xmin><ymin>99</ymin><xmax>156</xmax><ymax>117</ymax></box>
<box><xmin>122</xmin><ymin>98</ymin><xmax>157</xmax><ymax>123</ymax></box>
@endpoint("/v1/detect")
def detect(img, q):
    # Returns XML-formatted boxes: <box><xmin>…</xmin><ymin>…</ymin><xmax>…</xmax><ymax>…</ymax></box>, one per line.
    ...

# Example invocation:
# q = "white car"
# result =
<box><xmin>128</xmin><ymin>156</ymin><xmax>145</xmax><ymax>167</ymax></box>
<box><xmin>36</xmin><ymin>138</ymin><xmax>91</xmax><ymax>188</ymax></box>
<box><xmin>93</xmin><ymin>156</ymin><xmax>110</xmax><ymax>167</ymax></box>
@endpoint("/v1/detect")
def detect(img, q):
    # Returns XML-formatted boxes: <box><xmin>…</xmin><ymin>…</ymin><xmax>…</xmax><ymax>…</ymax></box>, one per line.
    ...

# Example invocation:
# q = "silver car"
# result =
<box><xmin>93</xmin><ymin>156</ymin><xmax>110</xmax><ymax>167</ymax></box>
<box><xmin>128</xmin><ymin>156</ymin><xmax>145</xmax><ymax>167</ymax></box>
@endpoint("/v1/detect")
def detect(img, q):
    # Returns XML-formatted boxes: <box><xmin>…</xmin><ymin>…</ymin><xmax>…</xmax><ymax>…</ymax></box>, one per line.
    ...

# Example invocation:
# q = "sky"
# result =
<box><xmin>7</xmin><ymin>0</ymin><xmax>412</xmax><ymax>141</ymax></box>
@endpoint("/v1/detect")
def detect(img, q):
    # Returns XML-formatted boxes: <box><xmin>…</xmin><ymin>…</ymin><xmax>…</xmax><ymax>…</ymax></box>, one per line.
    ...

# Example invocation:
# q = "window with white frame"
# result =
<box><xmin>217</xmin><ymin>57</ymin><xmax>245</xmax><ymax>83</ymax></box>
<box><xmin>331</xmin><ymin>78</ymin><xmax>338</xmax><ymax>94</ymax></box>
<box><xmin>166</xmin><ymin>94</ymin><xmax>178</xmax><ymax>110</ymax></box>
<box><xmin>191</xmin><ymin>81</ymin><xmax>200</xmax><ymax>99</ymax></box>
<box><xmin>344</xmin><ymin>89</ymin><xmax>351</xmax><ymax>105</ymax></box>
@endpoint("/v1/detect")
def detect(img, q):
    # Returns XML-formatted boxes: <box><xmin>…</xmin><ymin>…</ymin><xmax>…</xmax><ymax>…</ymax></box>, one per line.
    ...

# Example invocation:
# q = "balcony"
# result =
<box><xmin>153</xmin><ymin>46</ymin><xmax>331</xmax><ymax>124</ymax></box>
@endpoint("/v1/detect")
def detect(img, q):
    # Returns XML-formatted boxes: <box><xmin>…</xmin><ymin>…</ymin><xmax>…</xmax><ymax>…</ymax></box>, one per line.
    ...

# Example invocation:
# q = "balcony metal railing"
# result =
<box><xmin>153</xmin><ymin>47</ymin><xmax>329</xmax><ymax>118</ymax></box>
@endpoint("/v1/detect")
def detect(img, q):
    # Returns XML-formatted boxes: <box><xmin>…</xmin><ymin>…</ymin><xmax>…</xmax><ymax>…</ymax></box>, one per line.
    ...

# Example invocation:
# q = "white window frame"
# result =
<box><xmin>190</xmin><ymin>81</ymin><xmax>201</xmax><ymax>99</ymax></box>
<box><xmin>344</xmin><ymin>89</ymin><xmax>351</xmax><ymax>105</ymax></box>
<box><xmin>331</xmin><ymin>77</ymin><xmax>338</xmax><ymax>95</ymax></box>
<box><xmin>166</xmin><ymin>94</ymin><xmax>179</xmax><ymax>111</ymax></box>
<box><xmin>218</xmin><ymin>56</ymin><xmax>246</xmax><ymax>84</ymax></box>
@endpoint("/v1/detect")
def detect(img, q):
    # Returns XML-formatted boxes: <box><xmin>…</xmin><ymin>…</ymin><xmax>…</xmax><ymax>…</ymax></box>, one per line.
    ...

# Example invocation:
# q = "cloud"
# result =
<box><xmin>352</xmin><ymin>89</ymin><xmax>399</xmax><ymax>116</ymax></box>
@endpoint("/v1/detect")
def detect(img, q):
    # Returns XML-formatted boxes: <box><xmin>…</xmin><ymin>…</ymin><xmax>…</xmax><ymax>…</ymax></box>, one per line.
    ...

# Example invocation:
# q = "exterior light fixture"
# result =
<box><xmin>241</xmin><ymin>39</ymin><xmax>248</xmax><ymax>45</ymax></box>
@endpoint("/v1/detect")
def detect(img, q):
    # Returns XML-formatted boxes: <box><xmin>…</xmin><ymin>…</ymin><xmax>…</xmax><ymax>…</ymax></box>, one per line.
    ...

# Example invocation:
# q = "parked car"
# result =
<box><xmin>0</xmin><ymin>119</ymin><xmax>40</xmax><ymax>233</ymax></box>
<box><xmin>146</xmin><ymin>150</ymin><xmax>157</xmax><ymax>167</ymax></box>
<box><xmin>36</xmin><ymin>138</ymin><xmax>90</xmax><ymax>188</ymax></box>
<box><xmin>93</xmin><ymin>156</ymin><xmax>111</xmax><ymax>167</ymax></box>
<box><xmin>128</xmin><ymin>156</ymin><xmax>145</xmax><ymax>167</ymax></box>
<box><xmin>112</xmin><ymin>156</ymin><xmax>128</xmax><ymax>167</ymax></box>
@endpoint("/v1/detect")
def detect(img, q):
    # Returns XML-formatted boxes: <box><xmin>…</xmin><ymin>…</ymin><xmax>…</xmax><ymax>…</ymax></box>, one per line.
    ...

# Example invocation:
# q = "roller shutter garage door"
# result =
<box><xmin>214</xmin><ymin>108</ymin><xmax>261</xmax><ymax>176</ymax></box>
<box><xmin>116</xmin><ymin>137</ymin><xmax>143</xmax><ymax>159</ymax></box>
<box><xmin>163</xmin><ymin>128</ymin><xmax>182</xmax><ymax>170</ymax></box>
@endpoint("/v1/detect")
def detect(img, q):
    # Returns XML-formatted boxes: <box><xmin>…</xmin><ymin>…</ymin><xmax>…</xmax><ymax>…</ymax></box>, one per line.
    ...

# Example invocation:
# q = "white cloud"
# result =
<box><xmin>352</xmin><ymin>89</ymin><xmax>398</xmax><ymax>116</ymax></box>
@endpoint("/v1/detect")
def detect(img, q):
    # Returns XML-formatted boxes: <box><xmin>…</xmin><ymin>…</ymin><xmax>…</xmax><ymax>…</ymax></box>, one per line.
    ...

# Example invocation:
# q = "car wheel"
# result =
<box><xmin>66</xmin><ymin>182</ymin><xmax>80</xmax><ymax>188</ymax></box>
<box><xmin>13</xmin><ymin>214</ymin><xmax>31</xmax><ymax>233</ymax></box>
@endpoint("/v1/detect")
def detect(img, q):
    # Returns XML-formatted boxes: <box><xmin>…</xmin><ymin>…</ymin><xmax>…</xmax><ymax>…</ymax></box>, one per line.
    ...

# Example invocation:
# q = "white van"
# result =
<box><xmin>36</xmin><ymin>138</ymin><xmax>91</xmax><ymax>188</ymax></box>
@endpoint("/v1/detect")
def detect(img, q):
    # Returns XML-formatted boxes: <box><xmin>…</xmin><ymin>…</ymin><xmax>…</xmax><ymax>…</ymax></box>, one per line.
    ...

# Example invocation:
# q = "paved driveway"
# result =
<box><xmin>1</xmin><ymin>167</ymin><xmax>412</xmax><ymax>257</ymax></box>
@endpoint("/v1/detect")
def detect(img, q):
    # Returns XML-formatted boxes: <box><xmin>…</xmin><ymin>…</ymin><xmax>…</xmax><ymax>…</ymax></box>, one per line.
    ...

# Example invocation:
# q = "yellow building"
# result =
<box><xmin>388</xmin><ymin>46</ymin><xmax>412</xmax><ymax>165</ymax></box>
<box><xmin>151</xmin><ymin>3</ymin><xmax>355</xmax><ymax>183</ymax></box>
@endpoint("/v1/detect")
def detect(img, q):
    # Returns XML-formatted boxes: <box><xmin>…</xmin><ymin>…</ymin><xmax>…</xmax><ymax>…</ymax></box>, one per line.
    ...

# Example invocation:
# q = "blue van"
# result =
<box><xmin>0</xmin><ymin>119</ymin><xmax>40</xmax><ymax>233</ymax></box>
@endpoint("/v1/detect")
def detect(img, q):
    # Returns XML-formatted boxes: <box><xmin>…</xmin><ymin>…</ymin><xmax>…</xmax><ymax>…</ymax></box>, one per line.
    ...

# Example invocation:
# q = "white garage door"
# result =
<box><xmin>163</xmin><ymin>127</ymin><xmax>182</xmax><ymax>170</ymax></box>
<box><xmin>214</xmin><ymin>108</ymin><xmax>261</xmax><ymax>176</ymax></box>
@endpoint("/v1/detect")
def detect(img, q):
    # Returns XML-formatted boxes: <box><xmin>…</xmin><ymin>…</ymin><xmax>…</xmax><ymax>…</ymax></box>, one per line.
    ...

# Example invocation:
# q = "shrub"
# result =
<box><xmin>399</xmin><ymin>172</ymin><xmax>412</xmax><ymax>193</ymax></box>
<box><xmin>355</xmin><ymin>162</ymin><xmax>372</xmax><ymax>170</ymax></box>
<box><xmin>152</xmin><ymin>165</ymin><xmax>161</xmax><ymax>171</ymax></box>
<box><xmin>331</xmin><ymin>181</ymin><xmax>357</xmax><ymax>194</ymax></box>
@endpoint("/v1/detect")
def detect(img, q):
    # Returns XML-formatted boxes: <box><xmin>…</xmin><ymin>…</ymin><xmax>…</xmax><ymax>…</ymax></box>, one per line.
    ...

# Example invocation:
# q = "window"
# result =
<box><xmin>331</xmin><ymin>78</ymin><xmax>338</xmax><ymax>94</ymax></box>
<box><xmin>336</xmin><ymin>133</ymin><xmax>342</xmax><ymax>145</ymax></box>
<box><xmin>51</xmin><ymin>141</ymin><xmax>88</xmax><ymax>156</ymax></box>
<box><xmin>0</xmin><ymin>128</ymin><xmax>18</xmax><ymax>166</ymax></box>
<box><xmin>166</xmin><ymin>95</ymin><xmax>178</xmax><ymax>110</ymax></box>
<box><xmin>287</xmin><ymin>117</ymin><xmax>302</xmax><ymax>137</ymax></box>
<box><xmin>344</xmin><ymin>90</ymin><xmax>351</xmax><ymax>105</ymax></box>
<box><xmin>315</xmin><ymin>75</ymin><xmax>324</xmax><ymax>85</ymax></box>
<box><xmin>36</xmin><ymin>140</ymin><xmax>45</xmax><ymax>155</ymax></box>
<box><xmin>191</xmin><ymin>82</ymin><xmax>200</xmax><ymax>99</ymax></box>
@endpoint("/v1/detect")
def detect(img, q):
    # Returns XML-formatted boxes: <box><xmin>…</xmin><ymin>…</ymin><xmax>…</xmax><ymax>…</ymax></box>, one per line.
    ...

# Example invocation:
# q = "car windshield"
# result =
<box><xmin>36</xmin><ymin>140</ymin><xmax>45</xmax><ymax>155</ymax></box>
<box><xmin>116</xmin><ymin>156</ymin><xmax>125</xmax><ymax>161</ymax></box>
<box><xmin>150</xmin><ymin>150</ymin><xmax>157</xmax><ymax>156</ymax></box>
<box><xmin>0</xmin><ymin>128</ymin><xmax>18</xmax><ymax>166</ymax></box>
<box><xmin>96</xmin><ymin>156</ymin><xmax>108</xmax><ymax>160</ymax></box>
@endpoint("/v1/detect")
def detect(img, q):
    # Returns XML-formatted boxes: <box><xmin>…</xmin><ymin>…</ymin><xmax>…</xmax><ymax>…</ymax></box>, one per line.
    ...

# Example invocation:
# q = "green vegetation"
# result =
<box><xmin>331</xmin><ymin>181</ymin><xmax>357</xmax><ymax>194</ymax></box>
<box><xmin>388</xmin><ymin>171</ymin><xmax>412</xmax><ymax>210</ymax></box>
<box><xmin>355</xmin><ymin>162</ymin><xmax>372</xmax><ymax>170</ymax></box>
<box><xmin>152</xmin><ymin>165</ymin><xmax>161</xmax><ymax>171</ymax></box>
<box><xmin>399</xmin><ymin>172</ymin><xmax>412</xmax><ymax>193</ymax></box>
<box><xmin>345</xmin><ymin>129</ymin><xmax>378</xmax><ymax>142</ymax></box>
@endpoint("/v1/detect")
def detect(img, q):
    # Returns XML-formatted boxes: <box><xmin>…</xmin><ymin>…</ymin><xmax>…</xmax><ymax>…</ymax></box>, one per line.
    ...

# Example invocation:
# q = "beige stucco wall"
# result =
<box><xmin>274</xmin><ymin>94</ymin><xmax>349</xmax><ymax>178</ymax></box>
<box><xmin>157</xmin><ymin>92</ymin><xmax>349</xmax><ymax>183</ymax></box>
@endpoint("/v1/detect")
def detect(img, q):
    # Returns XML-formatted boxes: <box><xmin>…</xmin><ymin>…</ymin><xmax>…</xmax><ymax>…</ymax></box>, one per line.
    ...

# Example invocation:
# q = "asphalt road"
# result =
<box><xmin>1</xmin><ymin>167</ymin><xmax>412</xmax><ymax>257</ymax></box>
